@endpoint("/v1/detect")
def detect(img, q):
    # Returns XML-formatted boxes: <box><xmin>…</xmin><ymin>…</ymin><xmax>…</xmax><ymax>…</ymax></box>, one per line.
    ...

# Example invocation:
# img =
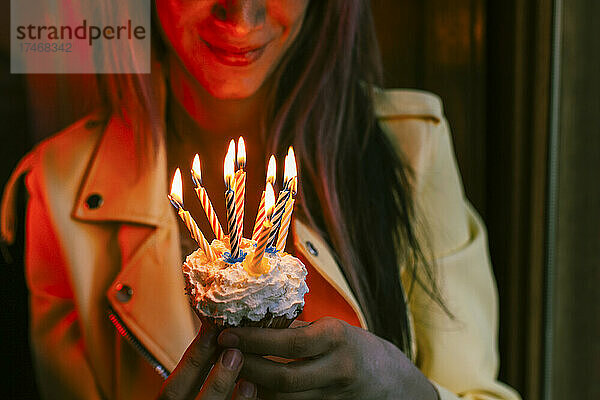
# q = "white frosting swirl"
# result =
<box><xmin>183</xmin><ymin>238</ymin><xmax>309</xmax><ymax>326</ymax></box>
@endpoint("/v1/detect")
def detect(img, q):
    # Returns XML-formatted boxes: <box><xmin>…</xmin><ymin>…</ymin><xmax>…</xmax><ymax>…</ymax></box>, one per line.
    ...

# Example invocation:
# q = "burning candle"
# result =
<box><xmin>235</xmin><ymin>137</ymin><xmax>246</xmax><ymax>239</ymax></box>
<box><xmin>267</xmin><ymin>147</ymin><xmax>296</xmax><ymax>249</ymax></box>
<box><xmin>249</xmin><ymin>182</ymin><xmax>275</xmax><ymax>275</ymax></box>
<box><xmin>252</xmin><ymin>155</ymin><xmax>276</xmax><ymax>241</ymax></box>
<box><xmin>191</xmin><ymin>154</ymin><xmax>225</xmax><ymax>241</ymax></box>
<box><xmin>282</xmin><ymin>147</ymin><xmax>297</xmax><ymax>190</ymax></box>
<box><xmin>276</xmin><ymin>149</ymin><xmax>298</xmax><ymax>251</ymax></box>
<box><xmin>275</xmin><ymin>196</ymin><xmax>295</xmax><ymax>252</ymax></box>
<box><xmin>224</xmin><ymin>141</ymin><xmax>241</xmax><ymax>259</ymax></box>
<box><xmin>169</xmin><ymin>168</ymin><xmax>215</xmax><ymax>261</ymax></box>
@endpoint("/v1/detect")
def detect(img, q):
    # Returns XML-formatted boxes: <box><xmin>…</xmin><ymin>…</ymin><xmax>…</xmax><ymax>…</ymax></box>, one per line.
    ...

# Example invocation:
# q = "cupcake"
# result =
<box><xmin>182</xmin><ymin>237</ymin><xmax>309</xmax><ymax>329</ymax></box>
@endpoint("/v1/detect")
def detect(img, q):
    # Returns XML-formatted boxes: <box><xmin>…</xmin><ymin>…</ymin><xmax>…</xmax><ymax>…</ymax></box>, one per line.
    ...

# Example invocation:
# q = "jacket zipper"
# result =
<box><xmin>107</xmin><ymin>308</ymin><xmax>170</xmax><ymax>379</ymax></box>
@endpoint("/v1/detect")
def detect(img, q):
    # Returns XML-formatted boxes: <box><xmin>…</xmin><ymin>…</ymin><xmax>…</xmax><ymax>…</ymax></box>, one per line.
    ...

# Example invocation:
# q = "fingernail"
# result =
<box><xmin>239</xmin><ymin>380</ymin><xmax>256</xmax><ymax>398</ymax></box>
<box><xmin>219</xmin><ymin>331</ymin><xmax>240</xmax><ymax>347</ymax></box>
<box><xmin>222</xmin><ymin>348</ymin><xmax>242</xmax><ymax>370</ymax></box>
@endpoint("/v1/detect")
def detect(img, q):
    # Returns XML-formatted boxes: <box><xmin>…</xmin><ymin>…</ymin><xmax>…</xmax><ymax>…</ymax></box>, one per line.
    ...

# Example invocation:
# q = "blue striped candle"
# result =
<box><xmin>266</xmin><ymin>188</ymin><xmax>290</xmax><ymax>249</ymax></box>
<box><xmin>225</xmin><ymin>186</ymin><xmax>240</xmax><ymax>259</ymax></box>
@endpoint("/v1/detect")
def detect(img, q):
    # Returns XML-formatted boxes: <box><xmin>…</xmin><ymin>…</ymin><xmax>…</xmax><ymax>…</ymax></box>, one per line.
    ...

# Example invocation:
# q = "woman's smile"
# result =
<box><xmin>201</xmin><ymin>38</ymin><xmax>272</xmax><ymax>67</ymax></box>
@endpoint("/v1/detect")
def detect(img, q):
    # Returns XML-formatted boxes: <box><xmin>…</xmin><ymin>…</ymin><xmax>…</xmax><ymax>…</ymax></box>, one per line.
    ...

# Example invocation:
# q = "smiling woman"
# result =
<box><xmin>1</xmin><ymin>1</ymin><xmax>520</xmax><ymax>399</ymax></box>
<box><xmin>155</xmin><ymin>0</ymin><xmax>308</xmax><ymax>98</ymax></box>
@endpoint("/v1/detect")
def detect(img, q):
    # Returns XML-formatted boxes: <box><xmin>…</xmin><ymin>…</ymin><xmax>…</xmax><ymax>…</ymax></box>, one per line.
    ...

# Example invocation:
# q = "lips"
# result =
<box><xmin>202</xmin><ymin>39</ymin><xmax>269</xmax><ymax>67</ymax></box>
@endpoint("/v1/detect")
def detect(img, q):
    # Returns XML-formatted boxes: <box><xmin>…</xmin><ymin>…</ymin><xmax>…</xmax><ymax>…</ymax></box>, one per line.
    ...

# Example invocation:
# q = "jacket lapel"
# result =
<box><xmin>292</xmin><ymin>220</ymin><xmax>369</xmax><ymax>329</ymax></box>
<box><xmin>71</xmin><ymin>111</ymin><xmax>195</xmax><ymax>373</ymax></box>
<box><xmin>293</xmin><ymin>219</ymin><xmax>417</xmax><ymax>359</ymax></box>
<box><xmin>72</xmin><ymin>114</ymin><xmax>166</xmax><ymax>226</ymax></box>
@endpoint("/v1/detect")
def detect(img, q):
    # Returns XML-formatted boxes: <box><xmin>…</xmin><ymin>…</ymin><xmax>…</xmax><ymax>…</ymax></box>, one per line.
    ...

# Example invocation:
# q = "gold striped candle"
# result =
<box><xmin>168</xmin><ymin>168</ymin><xmax>215</xmax><ymax>261</ymax></box>
<box><xmin>195</xmin><ymin>186</ymin><xmax>225</xmax><ymax>240</ymax></box>
<box><xmin>252</xmin><ymin>155</ymin><xmax>276</xmax><ymax>241</ymax></box>
<box><xmin>178</xmin><ymin>208</ymin><xmax>215</xmax><ymax>261</ymax></box>
<box><xmin>266</xmin><ymin>188</ymin><xmax>290</xmax><ymax>249</ymax></box>
<box><xmin>191</xmin><ymin>154</ymin><xmax>225</xmax><ymax>240</ymax></box>
<box><xmin>267</xmin><ymin>149</ymin><xmax>297</xmax><ymax>249</ymax></box>
<box><xmin>252</xmin><ymin>191</ymin><xmax>265</xmax><ymax>241</ymax></box>
<box><xmin>276</xmin><ymin>196</ymin><xmax>295</xmax><ymax>252</ymax></box>
<box><xmin>249</xmin><ymin>183</ymin><xmax>275</xmax><ymax>275</ymax></box>
<box><xmin>235</xmin><ymin>170</ymin><xmax>246</xmax><ymax>239</ymax></box>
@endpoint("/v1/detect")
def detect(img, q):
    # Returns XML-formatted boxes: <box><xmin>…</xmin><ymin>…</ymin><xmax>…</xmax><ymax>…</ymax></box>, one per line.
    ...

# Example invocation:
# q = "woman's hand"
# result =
<box><xmin>158</xmin><ymin>324</ymin><xmax>257</xmax><ymax>400</ymax></box>
<box><xmin>217</xmin><ymin>317</ymin><xmax>439</xmax><ymax>400</ymax></box>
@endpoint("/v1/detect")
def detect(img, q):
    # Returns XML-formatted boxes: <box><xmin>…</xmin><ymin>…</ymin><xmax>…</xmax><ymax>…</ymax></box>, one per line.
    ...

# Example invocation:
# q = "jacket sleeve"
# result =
<box><xmin>1</xmin><ymin>150</ymin><xmax>103</xmax><ymax>400</ymax></box>
<box><xmin>378</xmin><ymin>91</ymin><xmax>521</xmax><ymax>400</ymax></box>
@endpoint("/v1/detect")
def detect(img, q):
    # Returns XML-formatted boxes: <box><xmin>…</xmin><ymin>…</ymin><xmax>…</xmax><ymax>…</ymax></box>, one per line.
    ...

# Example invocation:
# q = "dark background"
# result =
<box><xmin>2</xmin><ymin>1</ymin><xmax>599</xmax><ymax>399</ymax></box>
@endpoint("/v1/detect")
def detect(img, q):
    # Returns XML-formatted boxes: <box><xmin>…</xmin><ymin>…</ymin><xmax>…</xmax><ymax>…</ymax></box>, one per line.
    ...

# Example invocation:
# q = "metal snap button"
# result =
<box><xmin>305</xmin><ymin>241</ymin><xmax>318</xmax><ymax>256</ymax></box>
<box><xmin>115</xmin><ymin>284</ymin><xmax>133</xmax><ymax>303</ymax></box>
<box><xmin>85</xmin><ymin>193</ymin><xmax>103</xmax><ymax>209</ymax></box>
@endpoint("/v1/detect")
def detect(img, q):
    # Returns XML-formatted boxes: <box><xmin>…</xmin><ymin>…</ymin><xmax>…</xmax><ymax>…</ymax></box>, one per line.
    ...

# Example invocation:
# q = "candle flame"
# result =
<box><xmin>170</xmin><ymin>168</ymin><xmax>184</xmax><ymax>207</ymax></box>
<box><xmin>191</xmin><ymin>154</ymin><xmax>202</xmax><ymax>186</ymax></box>
<box><xmin>290</xmin><ymin>176</ymin><xmax>298</xmax><ymax>195</ymax></box>
<box><xmin>265</xmin><ymin>182</ymin><xmax>276</xmax><ymax>219</ymax></box>
<box><xmin>284</xmin><ymin>147</ymin><xmax>297</xmax><ymax>187</ymax></box>
<box><xmin>267</xmin><ymin>155</ymin><xmax>276</xmax><ymax>184</ymax></box>
<box><xmin>237</xmin><ymin>136</ymin><xmax>246</xmax><ymax>169</ymax></box>
<box><xmin>224</xmin><ymin>140</ymin><xmax>236</xmax><ymax>188</ymax></box>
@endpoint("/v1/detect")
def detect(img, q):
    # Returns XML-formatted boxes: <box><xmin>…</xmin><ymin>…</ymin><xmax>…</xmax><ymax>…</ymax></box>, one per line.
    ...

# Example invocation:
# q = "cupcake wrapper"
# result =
<box><xmin>198</xmin><ymin>308</ymin><xmax>302</xmax><ymax>330</ymax></box>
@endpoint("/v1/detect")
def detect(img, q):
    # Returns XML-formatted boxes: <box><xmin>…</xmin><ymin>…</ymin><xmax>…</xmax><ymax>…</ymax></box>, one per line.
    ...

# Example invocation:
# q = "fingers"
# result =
<box><xmin>218</xmin><ymin>318</ymin><xmax>346</xmax><ymax>358</ymax></box>
<box><xmin>240</xmin><ymin>353</ymin><xmax>343</xmax><ymax>393</ymax></box>
<box><xmin>232</xmin><ymin>380</ymin><xmax>258</xmax><ymax>400</ymax></box>
<box><xmin>158</xmin><ymin>324</ymin><xmax>220</xmax><ymax>399</ymax></box>
<box><xmin>198</xmin><ymin>348</ymin><xmax>246</xmax><ymax>399</ymax></box>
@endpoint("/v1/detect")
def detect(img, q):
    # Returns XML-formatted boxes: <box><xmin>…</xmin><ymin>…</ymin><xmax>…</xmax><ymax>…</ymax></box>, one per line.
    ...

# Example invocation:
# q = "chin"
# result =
<box><xmin>205</xmin><ymin>85</ymin><xmax>259</xmax><ymax>100</ymax></box>
<box><xmin>196</xmin><ymin>71</ymin><xmax>266</xmax><ymax>100</ymax></box>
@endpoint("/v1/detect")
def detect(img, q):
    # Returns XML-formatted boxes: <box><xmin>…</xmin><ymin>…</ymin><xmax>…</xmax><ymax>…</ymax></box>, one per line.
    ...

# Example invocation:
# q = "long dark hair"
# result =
<box><xmin>99</xmin><ymin>0</ymin><xmax>442</xmax><ymax>357</ymax></box>
<box><xmin>263</xmin><ymin>1</ymin><xmax>432</xmax><ymax>357</ymax></box>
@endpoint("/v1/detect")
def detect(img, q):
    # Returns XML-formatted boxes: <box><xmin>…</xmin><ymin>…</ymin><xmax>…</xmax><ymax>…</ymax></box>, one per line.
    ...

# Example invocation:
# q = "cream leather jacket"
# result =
<box><xmin>1</xmin><ymin>89</ymin><xmax>520</xmax><ymax>400</ymax></box>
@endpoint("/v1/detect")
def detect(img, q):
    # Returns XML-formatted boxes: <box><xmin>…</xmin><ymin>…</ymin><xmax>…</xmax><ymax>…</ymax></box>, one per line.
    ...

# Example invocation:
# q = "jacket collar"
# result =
<box><xmin>72</xmin><ymin>62</ymin><xmax>168</xmax><ymax>227</ymax></box>
<box><xmin>293</xmin><ymin>220</ymin><xmax>369</xmax><ymax>329</ymax></box>
<box><xmin>71</xmin><ymin>113</ymin><xmax>169</xmax><ymax>227</ymax></box>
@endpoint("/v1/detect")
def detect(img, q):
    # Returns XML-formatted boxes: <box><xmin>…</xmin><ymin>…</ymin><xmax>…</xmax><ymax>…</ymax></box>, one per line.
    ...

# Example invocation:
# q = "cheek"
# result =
<box><xmin>268</xmin><ymin>0</ymin><xmax>309</xmax><ymax>42</ymax></box>
<box><xmin>155</xmin><ymin>0</ymin><xmax>212</xmax><ymax>53</ymax></box>
<box><xmin>264</xmin><ymin>0</ymin><xmax>309</xmax><ymax>75</ymax></box>
<box><xmin>268</xmin><ymin>0</ymin><xmax>310</xmax><ymax>26</ymax></box>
